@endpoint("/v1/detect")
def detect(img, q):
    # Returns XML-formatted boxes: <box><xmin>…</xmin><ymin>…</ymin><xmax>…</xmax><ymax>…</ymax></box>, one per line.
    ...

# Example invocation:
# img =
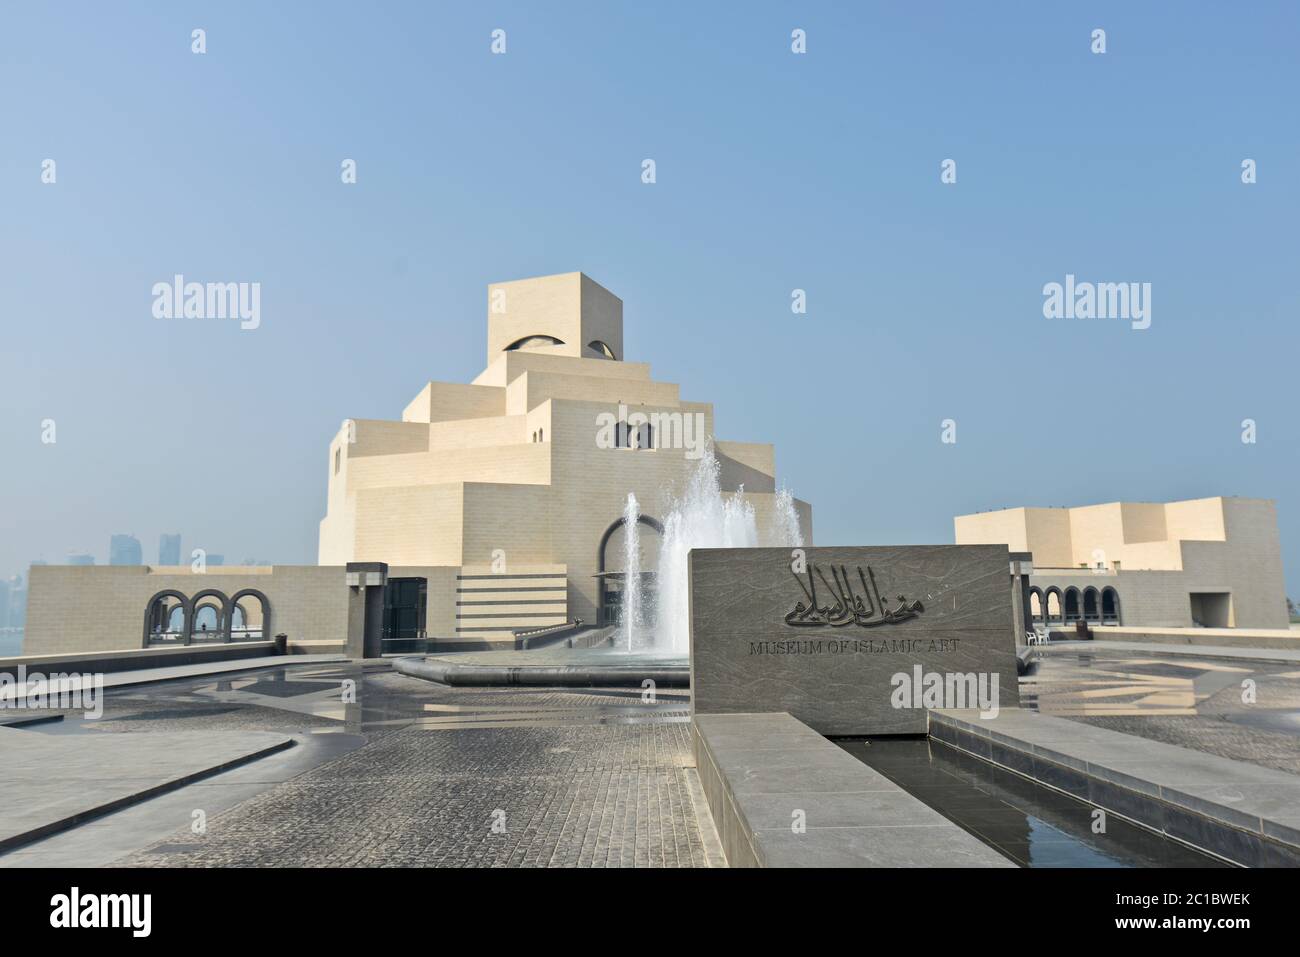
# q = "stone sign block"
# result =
<box><xmin>689</xmin><ymin>545</ymin><xmax>1020</xmax><ymax>735</ymax></box>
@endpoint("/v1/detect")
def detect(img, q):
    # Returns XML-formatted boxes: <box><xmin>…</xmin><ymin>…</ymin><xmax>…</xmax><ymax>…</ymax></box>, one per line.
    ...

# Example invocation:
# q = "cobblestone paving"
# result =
<box><xmin>108</xmin><ymin>664</ymin><xmax>723</xmax><ymax>867</ymax></box>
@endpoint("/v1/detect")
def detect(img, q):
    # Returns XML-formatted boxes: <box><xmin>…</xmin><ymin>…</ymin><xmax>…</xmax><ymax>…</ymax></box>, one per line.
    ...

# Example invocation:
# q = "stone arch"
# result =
<box><xmin>1029</xmin><ymin>586</ymin><xmax>1044</xmax><ymax>622</ymax></box>
<box><xmin>143</xmin><ymin>590</ymin><xmax>191</xmax><ymax>647</ymax></box>
<box><xmin>229</xmin><ymin>588</ymin><xmax>271</xmax><ymax>642</ymax></box>
<box><xmin>1102</xmin><ymin>586</ymin><xmax>1121</xmax><ymax>624</ymax></box>
<box><xmin>1064</xmin><ymin>587</ymin><xmax>1081</xmax><ymax>622</ymax></box>
<box><xmin>188</xmin><ymin>588</ymin><xmax>230</xmax><ymax>642</ymax></box>
<box><xmin>1044</xmin><ymin>587</ymin><xmax>1063</xmax><ymax>623</ymax></box>
<box><xmin>1083</xmin><ymin>586</ymin><xmax>1101</xmax><ymax>622</ymax></box>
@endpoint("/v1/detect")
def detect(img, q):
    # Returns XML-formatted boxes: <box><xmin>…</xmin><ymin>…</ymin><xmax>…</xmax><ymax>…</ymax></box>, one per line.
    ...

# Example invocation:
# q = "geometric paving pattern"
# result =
<box><xmin>1024</xmin><ymin>650</ymin><xmax>1300</xmax><ymax>776</ymax></box>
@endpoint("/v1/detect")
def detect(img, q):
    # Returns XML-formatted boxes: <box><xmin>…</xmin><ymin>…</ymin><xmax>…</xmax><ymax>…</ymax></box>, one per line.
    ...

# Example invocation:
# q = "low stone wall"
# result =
<box><xmin>25</xmin><ymin>565</ymin><xmax>349</xmax><ymax>656</ymax></box>
<box><xmin>24</xmin><ymin>562</ymin><xmax>571</xmax><ymax>658</ymax></box>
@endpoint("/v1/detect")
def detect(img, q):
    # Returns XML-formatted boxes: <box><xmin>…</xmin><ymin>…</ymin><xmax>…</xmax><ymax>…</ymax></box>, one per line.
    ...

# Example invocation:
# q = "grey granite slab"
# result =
<box><xmin>755</xmin><ymin>824</ymin><xmax>1013</xmax><ymax>868</ymax></box>
<box><xmin>694</xmin><ymin>712</ymin><xmax>1014</xmax><ymax>867</ymax></box>
<box><xmin>689</xmin><ymin>546</ymin><xmax>1020</xmax><ymax>734</ymax></box>
<box><xmin>0</xmin><ymin>726</ymin><xmax>294</xmax><ymax>853</ymax></box>
<box><xmin>738</xmin><ymin>790</ymin><xmax>940</xmax><ymax>829</ymax></box>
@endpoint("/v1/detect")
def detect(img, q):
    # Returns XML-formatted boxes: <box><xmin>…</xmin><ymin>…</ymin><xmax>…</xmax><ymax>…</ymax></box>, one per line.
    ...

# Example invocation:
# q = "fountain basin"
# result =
<box><xmin>394</xmin><ymin>648</ymin><xmax>689</xmax><ymax>688</ymax></box>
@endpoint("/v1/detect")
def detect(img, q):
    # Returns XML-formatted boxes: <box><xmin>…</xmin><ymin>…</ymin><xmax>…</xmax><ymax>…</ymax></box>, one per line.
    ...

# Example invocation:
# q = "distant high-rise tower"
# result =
<box><xmin>159</xmin><ymin>533</ymin><xmax>181</xmax><ymax>565</ymax></box>
<box><xmin>109</xmin><ymin>534</ymin><xmax>143</xmax><ymax>566</ymax></box>
<box><xmin>5</xmin><ymin>574</ymin><xmax>27</xmax><ymax>629</ymax></box>
<box><xmin>66</xmin><ymin>554</ymin><xmax>94</xmax><ymax>566</ymax></box>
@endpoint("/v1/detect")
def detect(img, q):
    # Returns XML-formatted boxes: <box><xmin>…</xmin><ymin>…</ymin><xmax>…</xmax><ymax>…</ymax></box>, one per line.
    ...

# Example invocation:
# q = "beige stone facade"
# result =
<box><xmin>320</xmin><ymin>271</ymin><xmax>812</xmax><ymax>642</ymax></box>
<box><xmin>955</xmin><ymin>497</ymin><xmax>1288</xmax><ymax>630</ymax></box>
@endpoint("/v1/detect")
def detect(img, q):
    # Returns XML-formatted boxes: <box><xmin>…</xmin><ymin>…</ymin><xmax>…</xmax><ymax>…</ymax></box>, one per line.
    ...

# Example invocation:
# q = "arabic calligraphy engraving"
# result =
<box><xmin>784</xmin><ymin>563</ymin><xmax>924</xmax><ymax>628</ymax></box>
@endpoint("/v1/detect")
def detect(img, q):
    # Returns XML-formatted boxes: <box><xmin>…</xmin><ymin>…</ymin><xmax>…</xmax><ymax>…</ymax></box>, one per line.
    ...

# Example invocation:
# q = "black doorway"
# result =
<box><xmin>383</xmin><ymin>577</ymin><xmax>427</xmax><ymax>652</ymax></box>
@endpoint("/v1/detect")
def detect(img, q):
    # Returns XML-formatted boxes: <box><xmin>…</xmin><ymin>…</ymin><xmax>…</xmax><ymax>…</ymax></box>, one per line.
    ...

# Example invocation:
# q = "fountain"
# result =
<box><xmin>770</xmin><ymin>486</ymin><xmax>804</xmax><ymax>549</ymax></box>
<box><xmin>651</xmin><ymin>448</ymin><xmax>802</xmax><ymax>652</ymax></box>
<box><xmin>621</xmin><ymin>492</ymin><xmax>643</xmax><ymax>651</ymax></box>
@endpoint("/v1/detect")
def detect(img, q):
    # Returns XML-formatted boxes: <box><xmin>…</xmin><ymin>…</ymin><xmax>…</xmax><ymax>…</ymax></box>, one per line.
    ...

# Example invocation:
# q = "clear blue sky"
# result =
<box><xmin>2</xmin><ymin>2</ymin><xmax>1297</xmax><ymax>597</ymax></box>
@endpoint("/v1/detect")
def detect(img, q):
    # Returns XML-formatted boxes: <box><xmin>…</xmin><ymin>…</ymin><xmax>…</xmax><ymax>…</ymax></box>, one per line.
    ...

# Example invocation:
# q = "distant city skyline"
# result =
<box><xmin>3</xmin><ymin>535</ymin><xmax>274</xmax><ymax>578</ymax></box>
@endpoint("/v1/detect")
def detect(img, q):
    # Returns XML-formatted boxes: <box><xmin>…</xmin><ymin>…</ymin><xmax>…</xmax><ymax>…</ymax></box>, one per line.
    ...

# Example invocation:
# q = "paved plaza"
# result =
<box><xmin>2</xmin><ymin>662</ymin><xmax>723</xmax><ymax>868</ymax></box>
<box><xmin>2</xmin><ymin>643</ymin><xmax>1299</xmax><ymax>868</ymax></box>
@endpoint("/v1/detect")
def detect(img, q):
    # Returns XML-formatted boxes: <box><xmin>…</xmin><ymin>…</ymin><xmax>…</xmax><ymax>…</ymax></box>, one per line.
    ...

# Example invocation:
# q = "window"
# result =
<box><xmin>505</xmin><ymin>335</ymin><xmax>565</xmax><ymax>351</ymax></box>
<box><xmin>587</xmin><ymin>339</ymin><xmax>617</xmax><ymax>360</ymax></box>
<box><xmin>615</xmin><ymin>421</ymin><xmax>652</xmax><ymax>450</ymax></box>
<box><xmin>334</xmin><ymin>448</ymin><xmax>341</xmax><ymax>474</ymax></box>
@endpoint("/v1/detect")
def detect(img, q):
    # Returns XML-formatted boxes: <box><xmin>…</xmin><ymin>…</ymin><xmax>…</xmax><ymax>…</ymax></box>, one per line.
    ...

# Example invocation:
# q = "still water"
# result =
<box><xmin>838</xmin><ymin>736</ymin><xmax>1227</xmax><ymax>868</ymax></box>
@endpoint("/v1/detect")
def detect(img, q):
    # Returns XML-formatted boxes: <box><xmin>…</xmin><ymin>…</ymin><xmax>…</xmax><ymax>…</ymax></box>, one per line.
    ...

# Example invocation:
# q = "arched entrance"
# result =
<box><xmin>596</xmin><ymin>513</ymin><xmax>663</xmax><ymax>626</ymax></box>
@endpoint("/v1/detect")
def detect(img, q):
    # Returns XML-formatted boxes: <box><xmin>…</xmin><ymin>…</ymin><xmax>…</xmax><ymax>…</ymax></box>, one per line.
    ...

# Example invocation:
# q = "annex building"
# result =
<box><xmin>955</xmin><ymin>497</ymin><xmax>1288</xmax><ymax>631</ymax></box>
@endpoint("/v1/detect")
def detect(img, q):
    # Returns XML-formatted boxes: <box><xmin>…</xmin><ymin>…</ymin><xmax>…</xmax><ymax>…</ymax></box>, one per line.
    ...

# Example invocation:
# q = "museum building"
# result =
<box><xmin>24</xmin><ymin>273</ymin><xmax>813</xmax><ymax>656</ymax></box>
